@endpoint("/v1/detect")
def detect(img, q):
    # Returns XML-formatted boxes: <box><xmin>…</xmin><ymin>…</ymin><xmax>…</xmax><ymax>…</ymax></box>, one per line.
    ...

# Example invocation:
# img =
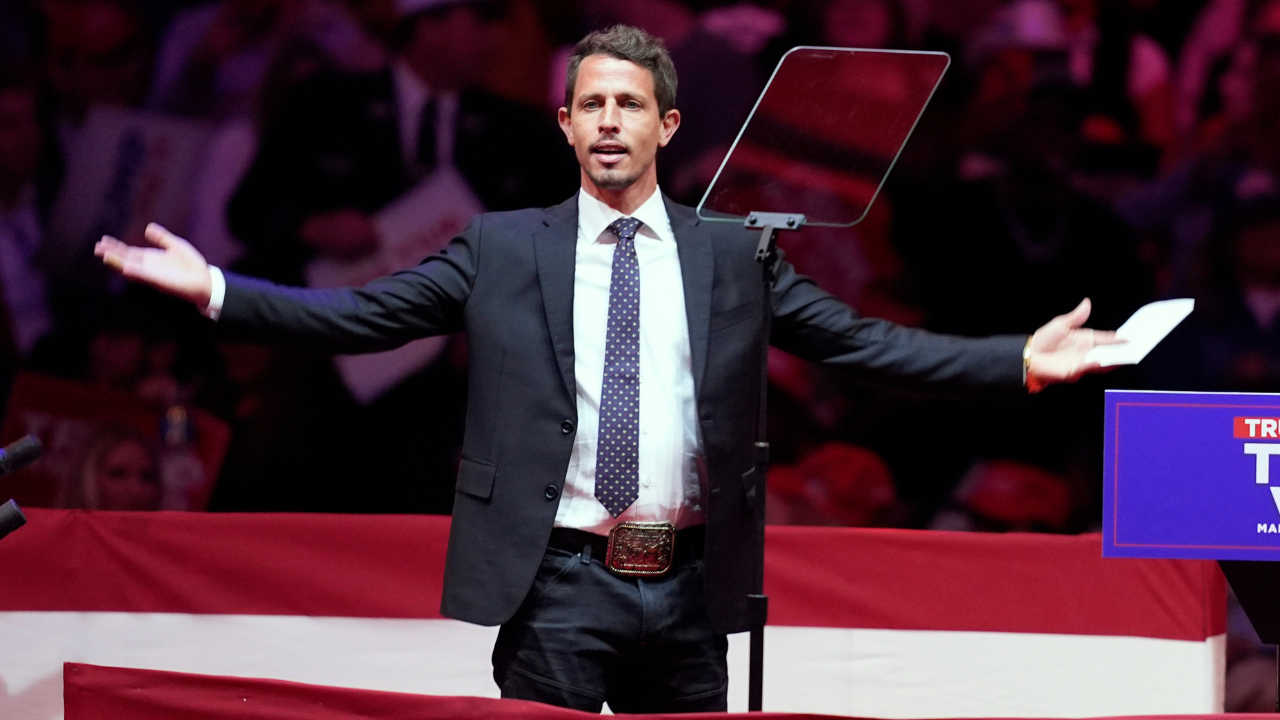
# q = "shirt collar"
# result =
<box><xmin>577</xmin><ymin>187</ymin><xmax>672</xmax><ymax>245</ymax></box>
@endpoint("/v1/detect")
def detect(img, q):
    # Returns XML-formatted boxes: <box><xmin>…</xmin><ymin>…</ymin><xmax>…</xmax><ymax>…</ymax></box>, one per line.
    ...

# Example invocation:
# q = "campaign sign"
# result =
<box><xmin>1104</xmin><ymin>389</ymin><xmax>1280</xmax><ymax>560</ymax></box>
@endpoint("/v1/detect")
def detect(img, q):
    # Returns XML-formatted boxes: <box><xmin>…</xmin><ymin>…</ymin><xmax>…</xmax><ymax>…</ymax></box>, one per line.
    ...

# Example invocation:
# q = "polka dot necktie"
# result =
<box><xmin>595</xmin><ymin>216</ymin><xmax>643</xmax><ymax>517</ymax></box>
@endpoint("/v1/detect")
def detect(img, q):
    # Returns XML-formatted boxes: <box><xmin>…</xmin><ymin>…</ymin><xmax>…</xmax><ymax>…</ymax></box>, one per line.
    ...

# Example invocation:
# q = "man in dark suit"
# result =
<box><xmin>224</xmin><ymin>0</ymin><xmax>578</xmax><ymax>514</ymax></box>
<box><xmin>228</xmin><ymin>0</ymin><xmax>577</xmax><ymax>283</ymax></box>
<box><xmin>97</xmin><ymin>24</ymin><xmax>1114</xmax><ymax>714</ymax></box>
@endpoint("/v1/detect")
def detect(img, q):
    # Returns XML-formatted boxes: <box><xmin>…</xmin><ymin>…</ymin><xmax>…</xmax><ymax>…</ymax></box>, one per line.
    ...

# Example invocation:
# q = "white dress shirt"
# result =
<box><xmin>203</xmin><ymin>187</ymin><xmax>704</xmax><ymax>533</ymax></box>
<box><xmin>554</xmin><ymin>188</ymin><xmax>703</xmax><ymax>534</ymax></box>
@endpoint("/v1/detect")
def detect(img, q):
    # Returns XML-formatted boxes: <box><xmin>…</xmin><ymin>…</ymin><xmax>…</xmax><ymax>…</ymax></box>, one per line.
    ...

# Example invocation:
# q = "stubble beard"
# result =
<box><xmin>585</xmin><ymin>161</ymin><xmax>649</xmax><ymax>192</ymax></box>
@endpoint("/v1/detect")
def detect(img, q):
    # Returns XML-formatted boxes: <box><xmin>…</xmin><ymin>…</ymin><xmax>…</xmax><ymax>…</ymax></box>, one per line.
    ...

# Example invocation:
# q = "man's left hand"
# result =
<box><xmin>1026</xmin><ymin>298</ymin><xmax>1121</xmax><ymax>392</ymax></box>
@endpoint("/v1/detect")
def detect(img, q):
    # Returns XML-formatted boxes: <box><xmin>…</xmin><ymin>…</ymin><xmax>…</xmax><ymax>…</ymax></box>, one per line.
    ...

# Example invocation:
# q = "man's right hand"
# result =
<box><xmin>95</xmin><ymin>223</ymin><xmax>214</xmax><ymax>308</ymax></box>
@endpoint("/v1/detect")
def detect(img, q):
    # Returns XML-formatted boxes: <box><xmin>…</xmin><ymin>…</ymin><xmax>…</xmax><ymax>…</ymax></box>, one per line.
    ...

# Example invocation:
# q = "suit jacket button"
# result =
<box><xmin>561</xmin><ymin>420</ymin><xmax>575</xmax><ymax>434</ymax></box>
<box><xmin>544</xmin><ymin>485</ymin><xmax>559</xmax><ymax>500</ymax></box>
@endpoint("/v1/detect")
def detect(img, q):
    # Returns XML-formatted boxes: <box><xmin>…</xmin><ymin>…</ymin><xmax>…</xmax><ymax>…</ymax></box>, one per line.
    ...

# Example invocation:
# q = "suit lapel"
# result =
<box><xmin>533</xmin><ymin>196</ymin><xmax>580</xmax><ymax>403</ymax></box>
<box><xmin>666</xmin><ymin>197</ymin><xmax>712</xmax><ymax>396</ymax></box>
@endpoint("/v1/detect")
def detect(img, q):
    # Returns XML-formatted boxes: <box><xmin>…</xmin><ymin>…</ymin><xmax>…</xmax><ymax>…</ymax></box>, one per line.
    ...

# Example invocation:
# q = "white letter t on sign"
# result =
<box><xmin>1244</xmin><ymin>444</ymin><xmax>1280</xmax><ymax>516</ymax></box>
<box><xmin>1245</xmin><ymin>443</ymin><xmax>1280</xmax><ymax>484</ymax></box>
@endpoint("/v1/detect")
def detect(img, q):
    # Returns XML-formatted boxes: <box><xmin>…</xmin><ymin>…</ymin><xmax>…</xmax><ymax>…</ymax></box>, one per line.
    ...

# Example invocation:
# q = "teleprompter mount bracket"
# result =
<box><xmin>745</xmin><ymin>212</ymin><xmax>806</xmax><ymax>262</ymax></box>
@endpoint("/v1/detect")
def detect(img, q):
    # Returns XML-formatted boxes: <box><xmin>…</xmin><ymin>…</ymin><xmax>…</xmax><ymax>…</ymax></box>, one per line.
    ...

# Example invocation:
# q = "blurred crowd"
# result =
<box><xmin>1</xmin><ymin>0</ymin><xmax>1278</xmax><ymax>708</ymax></box>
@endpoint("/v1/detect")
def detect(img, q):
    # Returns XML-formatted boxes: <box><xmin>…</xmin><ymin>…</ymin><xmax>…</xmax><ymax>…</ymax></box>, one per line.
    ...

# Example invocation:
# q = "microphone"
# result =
<box><xmin>0</xmin><ymin>435</ymin><xmax>42</xmax><ymax>478</ymax></box>
<box><xmin>0</xmin><ymin>499</ymin><xmax>24</xmax><ymax>541</ymax></box>
<box><xmin>0</xmin><ymin>436</ymin><xmax>38</xmax><ymax>542</ymax></box>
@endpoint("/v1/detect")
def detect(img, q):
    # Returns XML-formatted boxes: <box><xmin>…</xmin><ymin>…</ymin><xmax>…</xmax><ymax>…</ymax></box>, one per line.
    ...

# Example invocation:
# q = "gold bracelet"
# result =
<box><xmin>1023</xmin><ymin>335</ymin><xmax>1045</xmax><ymax>393</ymax></box>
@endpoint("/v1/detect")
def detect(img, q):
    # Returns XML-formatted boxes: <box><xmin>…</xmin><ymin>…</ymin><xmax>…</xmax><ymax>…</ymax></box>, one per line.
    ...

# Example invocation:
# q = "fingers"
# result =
<box><xmin>1090</xmin><ymin>330</ymin><xmax>1125</xmax><ymax>346</ymax></box>
<box><xmin>95</xmin><ymin>235</ymin><xmax>130</xmax><ymax>272</ymax></box>
<box><xmin>96</xmin><ymin>226</ymin><xmax>176</xmax><ymax>253</ymax></box>
<box><xmin>144</xmin><ymin>223</ymin><xmax>179</xmax><ymax>249</ymax></box>
<box><xmin>94</xmin><ymin>235</ymin><xmax>124</xmax><ymax>256</ymax></box>
<box><xmin>1060</xmin><ymin>297</ymin><xmax>1091</xmax><ymax>329</ymax></box>
<box><xmin>95</xmin><ymin>235</ymin><xmax>156</xmax><ymax>280</ymax></box>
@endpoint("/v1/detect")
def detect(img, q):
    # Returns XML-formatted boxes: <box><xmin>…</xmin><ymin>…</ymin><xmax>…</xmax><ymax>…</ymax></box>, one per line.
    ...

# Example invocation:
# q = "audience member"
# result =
<box><xmin>929</xmin><ymin>459</ymin><xmax>1073</xmax><ymax>533</ymax></box>
<box><xmin>150</xmin><ymin>0</ymin><xmax>301</xmax><ymax>120</ymax></box>
<box><xmin>766</xmin><ymin>441</ymin><xmax>901</xmax><ymax>528</ymax></box>
<box><xmin>33</xmin><ymin>0</ymin><xmax>165</xmax><ymax>315</ymax></box>
<box><xmin>203</xmin><ymin>340</ymin><xmax>369</xmax><ymax>512</ymax></box>
<box><xmin>819</xmin><ymin>0</ymin><xmax>909</xmax><ymax>49</ymax></box>
<box><xmin>1060</xmin><ymin>0</ymin><xmax>1177</xmax><ymax>161</ymax></box>
<box><xmin>62</xmin><ymin>423</ymin><xmax>162</xmax><ymax>510</ymax></box>
<box><xmin>1147</xmin><ymin>198</ymin><xmax>1280</xmax><ymax>391</ymax></box>
<box><xmin>902</xmin><ymin>78</ymin><xmax>1149</xmax><ymax>339</ymax></box>
<box><xmin>227</xmin><ymin>0</ymin><xmax>575</xmax><ymax>281</ymax></box>
<box><xmin>43</xmin><ymin>0</ymin><xmax>154</xmax><ymax>146</ymax></box>
<box><xmin>697</xmin><ymin>2</ymin><xmax>787</xmax><ymax>59</ymax></box>
<box><xmin>148</xmin><ymin>0</ymin><xmax>386</xmax><ymax>121</ymax></box>
<box><xmin>0</xmin><ymin>65</ymin><xmax>54</xmax><ymax>374</ymax></box>
<box><xmin>965</xmin><ymin>0</ymin><xmax>1174</xmax><ymax>188</ymax></box>
<box><xmin>28</xmin><ymin>287</ymin><xmax>211</xmax><ymax>415</ymax></box>
<box><xmin>161</xmin><ymin>0</ymin><xmax>389</xmax><ymax>286</ymax></box>
<box><xmin>1118</xmin><ymin>24</ymin><xmax>1280</xmax><ymax>297</ymax></box>
<box><xmin>221</xmin><ymin>0</ymin><xmax>558</xmax><ymax>512</ymax></box>
<box><xmin>1175</xmin><ymin>0</ymin><xmax>1274</xmax><ymax>146</ymax></box>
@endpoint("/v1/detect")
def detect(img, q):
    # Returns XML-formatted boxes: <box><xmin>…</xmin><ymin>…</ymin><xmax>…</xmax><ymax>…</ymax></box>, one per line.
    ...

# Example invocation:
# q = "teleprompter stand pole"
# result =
<box><xmin>745</xmin><ymin>211</ymin><xmax>805</xmax><ymax>712</ymax></box>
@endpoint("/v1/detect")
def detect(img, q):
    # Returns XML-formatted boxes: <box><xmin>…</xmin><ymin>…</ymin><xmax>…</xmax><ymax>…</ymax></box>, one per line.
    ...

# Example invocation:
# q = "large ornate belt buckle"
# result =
<box><xmin>605</xmin><ymin>522</ymin><xmax>676</xmax><ymax>577</ymax></box>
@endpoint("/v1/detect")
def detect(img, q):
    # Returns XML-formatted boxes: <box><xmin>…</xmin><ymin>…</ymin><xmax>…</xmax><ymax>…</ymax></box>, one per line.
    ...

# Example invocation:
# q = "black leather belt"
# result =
<box><xmin>549</xmin><ymin>523</ymin><xmax>705</xmax><ymax>576</ymax></box>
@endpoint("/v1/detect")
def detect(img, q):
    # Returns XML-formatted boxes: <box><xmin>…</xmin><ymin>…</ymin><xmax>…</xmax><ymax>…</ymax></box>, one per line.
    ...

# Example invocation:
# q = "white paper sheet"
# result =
<box><xmin>1084</xmin><ymin>298</ymin><xmax>1194</xmax><ymax>367</ymax></box>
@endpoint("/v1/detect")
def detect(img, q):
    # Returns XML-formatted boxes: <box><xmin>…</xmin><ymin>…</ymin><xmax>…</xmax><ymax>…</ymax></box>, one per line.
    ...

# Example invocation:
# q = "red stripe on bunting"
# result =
<box><xmin>0</xmin><ymin>510</ymin><xmax>1223</xmax><ymax>641</ymax></box>
<box><xmin>61</xmin><ymin>663</ymin><xmax>1232</xmax><ymax>720</ymax></box>
<box><xmin>0</xmin><ymin>510</ymin><xmax>448</xmax><ymax>618</ymax></box>
<box><xmin>763</xmin><ymin>526</ymin><xmax>1225</xmax><ymax>641</ymax></box>
<box><xmin>62</xmin><ymin>663</ymin><xmax>817</xmax><ymax>720</ymax></box>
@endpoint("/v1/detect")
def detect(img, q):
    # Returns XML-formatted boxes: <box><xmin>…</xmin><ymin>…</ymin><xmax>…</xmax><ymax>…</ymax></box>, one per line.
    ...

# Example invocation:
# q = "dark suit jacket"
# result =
<box><xmin>226</xmin><ymin>67</ymin><xmax>579</xmax><ymax>282</ymax></box>
<box><xmin>218</xmin><ymin>194</ymin><xmax>1026</xmax><ymax>633</ymax></box>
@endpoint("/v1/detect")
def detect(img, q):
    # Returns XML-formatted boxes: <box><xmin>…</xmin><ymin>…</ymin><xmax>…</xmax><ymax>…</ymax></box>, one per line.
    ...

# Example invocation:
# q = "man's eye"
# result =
<box><xmin>625</xmin><ymin>101</ymin><xmax>641</xmax><ymax>109</ymax></box>
<box><xmin>583</xmin><ymin>101</ymin><xmax>600</xmax><ymax>110</ymax></box>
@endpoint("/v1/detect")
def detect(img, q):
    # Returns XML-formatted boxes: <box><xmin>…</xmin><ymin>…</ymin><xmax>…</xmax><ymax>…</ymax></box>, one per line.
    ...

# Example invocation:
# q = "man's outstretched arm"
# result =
<box><xmin>769</xmin><ymin>255</ymin><xmax>1118</xmax><ymax>394</ymax></box>
<box><xmin>95</xmin><ymin>222</ymin><xmax>476</xmax><ymax>353</ymax></box>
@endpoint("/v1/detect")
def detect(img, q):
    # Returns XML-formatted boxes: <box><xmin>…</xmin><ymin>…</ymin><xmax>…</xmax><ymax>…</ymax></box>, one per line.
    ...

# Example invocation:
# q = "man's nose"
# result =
<box><xmin>599</xmin><ymin>100</ymin><xmax>621</xmax><ymax>132</ymax></box>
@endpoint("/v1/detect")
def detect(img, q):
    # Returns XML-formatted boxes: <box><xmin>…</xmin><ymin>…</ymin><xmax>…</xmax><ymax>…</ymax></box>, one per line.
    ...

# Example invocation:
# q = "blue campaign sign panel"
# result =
<box><xmin>1104</xmin><ymin>389</ymin><xmax>1280</xmax><ymax>560</ymax></box>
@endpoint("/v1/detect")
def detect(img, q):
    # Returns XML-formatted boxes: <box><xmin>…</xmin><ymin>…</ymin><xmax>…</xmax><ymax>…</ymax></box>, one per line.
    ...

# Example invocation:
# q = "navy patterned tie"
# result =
<box><xmin>596</xmin><ymin>216</ymin><xmax>643</xmax><ymax>517</ymax></box>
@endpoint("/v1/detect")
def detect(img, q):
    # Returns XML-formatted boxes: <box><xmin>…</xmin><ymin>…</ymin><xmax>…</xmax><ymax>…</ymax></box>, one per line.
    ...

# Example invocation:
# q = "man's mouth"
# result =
<box><xmin>591</xmin><ymin>142</ymin><xmax>628</xmax><ymax>165</ymax></box>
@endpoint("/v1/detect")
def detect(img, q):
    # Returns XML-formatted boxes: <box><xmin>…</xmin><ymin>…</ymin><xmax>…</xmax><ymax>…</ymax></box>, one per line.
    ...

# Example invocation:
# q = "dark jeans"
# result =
<box><xmin>492</xmin><ymin>547</ymin><xmax>729</xmax><ymax>713</ymax></box>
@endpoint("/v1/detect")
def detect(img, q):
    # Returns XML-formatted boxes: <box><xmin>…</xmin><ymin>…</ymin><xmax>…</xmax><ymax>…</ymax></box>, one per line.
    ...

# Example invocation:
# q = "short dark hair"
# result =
<box><xmin>564</xmin><ymin>25</ymin><xmax>677</xmax><ymax>116</ymax></box>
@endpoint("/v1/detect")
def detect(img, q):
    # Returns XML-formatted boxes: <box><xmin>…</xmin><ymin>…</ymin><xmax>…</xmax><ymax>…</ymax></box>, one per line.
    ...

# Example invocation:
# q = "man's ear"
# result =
<box><xmin>658</xmin><ymin>109</ymin><xmax>681</xmax><ymax>148</ymax></box>
<box><xmin>557</xmin><ymin>107</ymin><xmax>575</xmax><ymax>146</ymax></box>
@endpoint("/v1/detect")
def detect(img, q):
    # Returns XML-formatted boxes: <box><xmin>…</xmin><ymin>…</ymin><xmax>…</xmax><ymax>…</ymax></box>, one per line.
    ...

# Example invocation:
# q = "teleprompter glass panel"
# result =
<box><xmin>696</xmin><ymin>48</ymin><xmax>949</xmax><ymax>227</ymax></box>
